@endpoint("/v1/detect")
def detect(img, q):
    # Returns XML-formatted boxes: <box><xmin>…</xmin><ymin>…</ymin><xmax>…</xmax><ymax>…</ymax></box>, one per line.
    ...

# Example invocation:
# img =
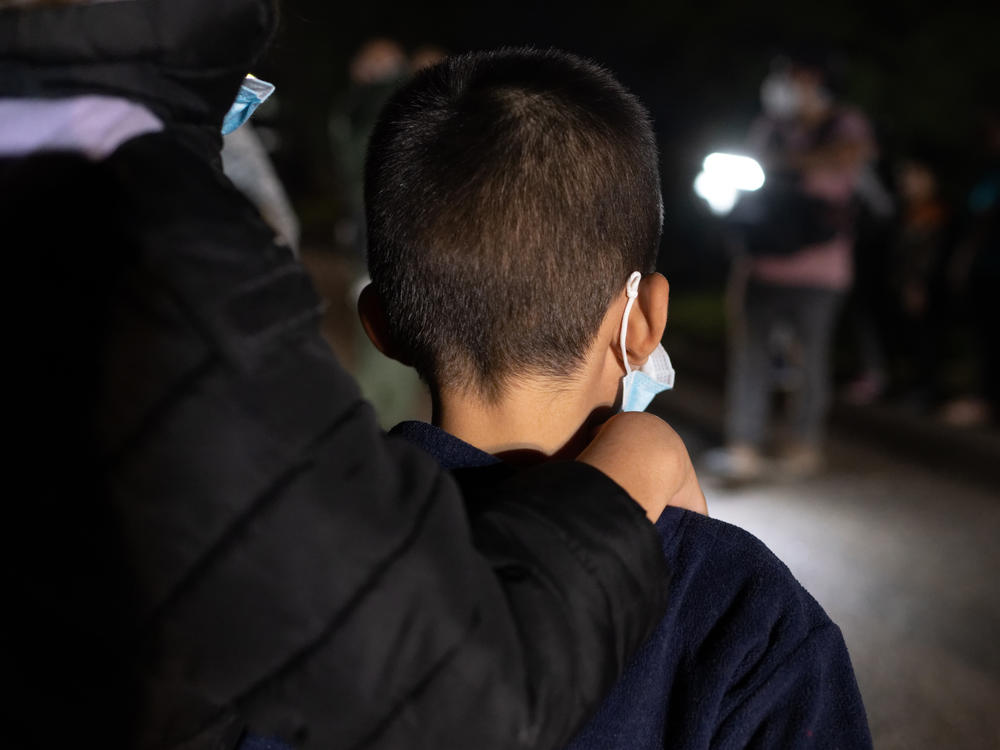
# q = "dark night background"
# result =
<box><xmin>253</xmin><ymin>0</ymin><xmax>999</xmax><ymax>287</ymax></box>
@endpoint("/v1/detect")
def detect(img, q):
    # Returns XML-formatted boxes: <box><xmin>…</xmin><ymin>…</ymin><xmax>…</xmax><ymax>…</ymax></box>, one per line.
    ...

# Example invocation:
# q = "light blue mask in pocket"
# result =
<box><xmin>620</xmin><ymin>272</ymin><xmax>676</xmax><ymax>412</ymax></box>
<box><xmin>221</xmin><ymin>74</ymin><xmax>276</xmax><ymax>135</ymax></box>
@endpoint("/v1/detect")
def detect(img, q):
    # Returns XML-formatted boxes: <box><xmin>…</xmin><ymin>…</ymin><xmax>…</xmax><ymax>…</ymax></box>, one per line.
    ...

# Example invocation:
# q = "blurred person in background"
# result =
<box><xmin>708</xmin><ymin>49</ymin><xmax>876</xmax><ymax>482</ymax></box>
<box><xmin>1</xmin><ymin>1</ymin><xmax>697</xmax><ymax>748</ymax></box>
<box><xmin>839</xmin><ymin>161</ymin><xmax>895</xmax><ymax>406</ymax></box>
<box><xmin>329</xmin><ymin>36</ymin><xmax>427</xmax><ymax>426</ymax></box>
<box><xmin>411</xmin><ymin>43</ymin><xmax>448</xmax><ymax>72</ymax></box>
<box><xmin>329</xmin><ymin>37</ymin><xmax>409</xmax><ymax>265</ymax></box>
<box><xmin>884</xmin><ymin>150</ymin><xmax>953</xmax><ymax>412</ymax></box>
<box><xmin>942</xmin><ymin>110</ymin><xmax>1000</xmax><ymax>427</ymax></box>
<box><xmin>222</xmin><ymin>121</ymin><xmax>301</xmax><ymax>253</ymax></box>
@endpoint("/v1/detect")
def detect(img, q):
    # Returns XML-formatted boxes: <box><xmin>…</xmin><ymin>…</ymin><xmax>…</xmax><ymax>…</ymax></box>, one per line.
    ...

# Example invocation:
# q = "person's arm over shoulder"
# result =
<box><xmin>439</xmin><ymin>459</ymin><xmax>669</xmax><ymax>749</ymax></box>
<box><xmin>98</xmin><ymin>136</ymin><xmax>670</xmax><ymax>750</ymax></box>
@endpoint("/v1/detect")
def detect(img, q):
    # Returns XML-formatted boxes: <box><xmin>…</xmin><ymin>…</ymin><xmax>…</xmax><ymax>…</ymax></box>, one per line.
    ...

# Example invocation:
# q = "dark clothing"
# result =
<box><xmin>966</xmin><ymin>165</ymin><xmax>1000</xmax><ymax>407</ymax></box>
<box><xmin>389</xmin><ymin>419</ymin><xmax>502</xmax><ymax>470</ymax></box>
<box><xmin>392</xmin><ymin>421</ymin><xmax>873</xmax><ymax>750</ymax></box>
<box><xmin>727</xmin><ymin>281</ymin><xmax>844</xmax><ymax>446</ymax></box>
<box><xmin>3</xmin><ymin>2</ymin><xmax>669</xmax><ymax>749</ymax></box>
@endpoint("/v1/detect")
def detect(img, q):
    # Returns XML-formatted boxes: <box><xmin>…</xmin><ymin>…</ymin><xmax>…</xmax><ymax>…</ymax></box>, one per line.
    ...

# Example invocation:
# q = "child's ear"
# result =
<box><xmin>624</xmin><ymin>272</ymin><xmax>669</xmax><ymax>367</ymax></box>
<box><xmin>357</xmin><ymin>283</ymin><xmax>413</xmax><ymax>366</ymax></box>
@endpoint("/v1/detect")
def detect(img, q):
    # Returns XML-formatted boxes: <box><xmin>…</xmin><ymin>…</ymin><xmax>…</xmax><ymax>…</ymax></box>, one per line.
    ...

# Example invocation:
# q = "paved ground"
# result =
<box><xmin>657</xmin><ymin>388</ymin><xmax>1000</xmax><ymax>750</ymax></box>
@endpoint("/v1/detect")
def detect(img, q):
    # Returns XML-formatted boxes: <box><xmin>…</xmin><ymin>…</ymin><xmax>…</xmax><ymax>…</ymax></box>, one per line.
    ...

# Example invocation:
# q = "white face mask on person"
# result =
<box><xmin>619</xmin><ymin>272</ymin><xmax>675</xmax><ymax>412</ymax></box>
<box><xmin>760</xmin><ymin>71</ymin><xmax>832</xmax><ymax>120</ymax></box>
<box><xmin>760</xmin><ymin>72</ymin><xmax>801</xmax><ymax>119</ymax></box>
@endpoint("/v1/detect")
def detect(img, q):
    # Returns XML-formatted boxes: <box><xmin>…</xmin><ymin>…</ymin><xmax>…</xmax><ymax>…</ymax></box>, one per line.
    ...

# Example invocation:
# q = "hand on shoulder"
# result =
<box><xmin>577</xmin><ymin>412</ymin><xmax>708</xmax><ymax>522</ymax></box>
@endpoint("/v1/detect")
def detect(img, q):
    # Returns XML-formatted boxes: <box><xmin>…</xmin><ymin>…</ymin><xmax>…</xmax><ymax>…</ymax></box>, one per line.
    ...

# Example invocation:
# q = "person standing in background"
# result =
<box><xmin>885</xmin><ymin>151</ymin><xmax>952</xmax><ymax>412</ymax></box>
<box><xmin>708</xmin><ymin>50</ymin><xmax>876</xmax><ymax>482</ymax></box>
<box><xmin>942</xmin><ymin>111</ymin><xmax>1000</xmax><ymax>427</ymax></box>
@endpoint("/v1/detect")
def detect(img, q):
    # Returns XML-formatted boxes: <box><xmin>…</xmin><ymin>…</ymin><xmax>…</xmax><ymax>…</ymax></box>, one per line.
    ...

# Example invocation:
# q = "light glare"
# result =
<box><xmin>693</xmin><ymin>152</ymin><xmax>765</xmax><ymax>215</ymax></box>
<box><xmin>693</xmin><ymin>171</ymin><xmax>739</xmax><ymax>215</ymax></box>
<box><xmin>703</xmin><ymin>153</ymin><xmax>765</xmax><ymax>190</ymax></box>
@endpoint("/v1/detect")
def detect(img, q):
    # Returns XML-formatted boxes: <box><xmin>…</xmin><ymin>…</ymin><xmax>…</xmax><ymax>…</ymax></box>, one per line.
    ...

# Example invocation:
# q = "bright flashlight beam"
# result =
<box><xmin>694</xmin><ymin>171</ymin><xmax>739</xmax><ymax>215</ymax></box>
<box><xmin>693</xmin><ymin>152</ymin><xmax>765</xmax><ymax>215</ymax></box>
<box><xmin>702</xmin><ymin>153</ymin><xmax>765</xmax><ymax>191</ymax></box>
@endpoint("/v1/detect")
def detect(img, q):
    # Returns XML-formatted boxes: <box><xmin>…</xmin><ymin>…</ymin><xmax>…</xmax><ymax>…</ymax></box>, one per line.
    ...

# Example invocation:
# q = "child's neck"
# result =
<box><xmin>434</xmin><ymin>374</ymin><xmax>616</xmax><ymax>463</ymax></box>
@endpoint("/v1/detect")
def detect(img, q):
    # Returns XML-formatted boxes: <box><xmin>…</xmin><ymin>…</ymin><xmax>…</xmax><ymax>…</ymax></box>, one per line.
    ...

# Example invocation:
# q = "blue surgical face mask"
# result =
<box><xmin>221</xmin><ymin>74</ymin><xmax>275</xmax><ymax>135</ymax></box>
<box><xmin>620</xmin><ymin>272</ymin><xmax>675</xmax><ymax>412</ymax></box>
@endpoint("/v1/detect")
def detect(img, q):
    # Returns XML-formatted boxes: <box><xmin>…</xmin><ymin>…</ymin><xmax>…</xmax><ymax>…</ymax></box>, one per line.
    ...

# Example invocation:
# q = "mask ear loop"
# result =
<box><xmin>619</xmin><ymin>272</ymin><xmax>643</xmax><ymax>375</ymax></box>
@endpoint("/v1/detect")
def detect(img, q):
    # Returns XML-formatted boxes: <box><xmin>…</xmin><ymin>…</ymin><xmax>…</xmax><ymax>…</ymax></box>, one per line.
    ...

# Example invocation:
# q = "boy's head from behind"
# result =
<box><xmin>362</xmin><ymin>47</ymin><xmax>664</xmax><ymax>407</ymax></box>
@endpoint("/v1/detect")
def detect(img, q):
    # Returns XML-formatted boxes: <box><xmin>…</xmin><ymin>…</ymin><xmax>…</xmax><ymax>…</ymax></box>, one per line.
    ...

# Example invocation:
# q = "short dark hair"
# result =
<box><xmin>365</xmin><ymin>47</ymin><xmax>662</xmax><ymax>399</ymax></box>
